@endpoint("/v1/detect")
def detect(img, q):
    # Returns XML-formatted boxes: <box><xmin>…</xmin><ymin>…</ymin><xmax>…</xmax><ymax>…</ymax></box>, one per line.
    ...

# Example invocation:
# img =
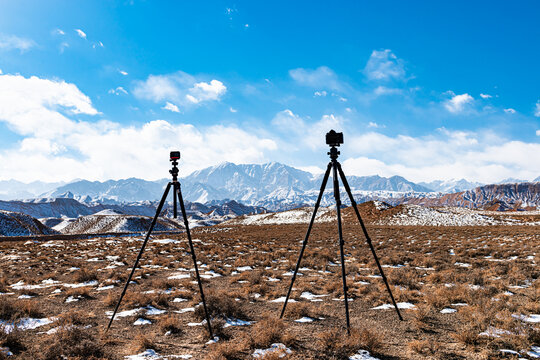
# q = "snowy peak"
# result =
<box><xmin>419</xmin><ymin>178</ymin><xmax>484</xmax><ymax>193</ymax></box>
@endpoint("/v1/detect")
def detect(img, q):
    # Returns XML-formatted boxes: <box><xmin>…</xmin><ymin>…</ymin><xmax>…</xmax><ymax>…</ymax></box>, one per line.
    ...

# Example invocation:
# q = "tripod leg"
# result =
<box><xmin>177</xmin><ymin>184</ymin><xmax>214</xmax><ymax>338</ymax></box>
<box><xmin>173</xmin><ymin>183</ymin><xmax>178</xmax><ymax>218</ymax></box>
<box><xmin>336</xmin><ymin>163</ymin><xmax>403</xmax><ymax>321</ymax></box>
<box><xmin>280</xmin><ymin>162</ymin><xmax>332</xmax><ymax>319</ymax></box>
<box><xmin>106</xmin><ymin>182</ymin><xmax>172</xmax><ymax>331</ymax></box>
<box><xmin>332</xmin><ymin>162</ymin><xmax>351</xmax><ymax>334</ymax></box>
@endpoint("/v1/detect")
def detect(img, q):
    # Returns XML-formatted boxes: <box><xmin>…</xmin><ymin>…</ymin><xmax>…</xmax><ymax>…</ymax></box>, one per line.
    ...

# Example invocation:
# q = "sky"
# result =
<box><xmin>0</xmin><ymin>0</ymin><xmax>539</xmax><ymax>184</ymax></box>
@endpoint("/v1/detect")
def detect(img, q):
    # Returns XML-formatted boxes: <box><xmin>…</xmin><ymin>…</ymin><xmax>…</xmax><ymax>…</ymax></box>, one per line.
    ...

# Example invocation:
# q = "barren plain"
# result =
<box><xmin>0</xmin><ymin>204</ymin><xmax>539</xmax><ymax>359</ymax></box>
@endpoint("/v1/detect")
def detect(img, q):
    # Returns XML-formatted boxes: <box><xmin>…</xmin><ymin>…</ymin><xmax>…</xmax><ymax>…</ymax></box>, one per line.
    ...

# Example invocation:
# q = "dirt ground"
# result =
<box><xmin>0</xmin><ymin>213</ymin><xmax>539</xmax><ymax>359</ymax></box>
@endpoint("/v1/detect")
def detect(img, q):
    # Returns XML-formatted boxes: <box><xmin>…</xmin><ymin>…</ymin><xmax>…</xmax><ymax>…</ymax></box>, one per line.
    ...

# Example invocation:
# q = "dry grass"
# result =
<box><xmin>38</xmin><ymin>327</ymin><xmax>107</xmax><ymax>360</ymax></box>
<box><xmin>0</xmin><ymin>218</ymin><xmax>537</xmax><ymax>359</ymax></box>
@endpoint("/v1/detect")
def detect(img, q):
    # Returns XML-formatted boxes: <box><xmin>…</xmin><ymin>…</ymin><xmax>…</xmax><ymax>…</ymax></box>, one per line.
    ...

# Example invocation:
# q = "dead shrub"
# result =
<box><xmin>73</xmin><ymin>269</ymin><xmax>98</xmax><ymax>283</ymax></box>
<box><xmin>249</xmin><ymin>318</ymin><xmax>296</xmax><ymax>349</ymax></box>
<box><xmin>317</xmin><ymin>327</ymin><xmax>382</xmax><ymax>359</ymax></box>
<box><xmin>39</xmin><ymin>327</ymin><xmax>106</xmax><ymax>360</ymax></box>
<box><xmin>282</xmin><ymin>302</ymin><xmax>316</xmax><ymax>319</ymax></box>
<box><xmin>206</xmin><ymin>338</ymin><xmax>249</xmax><ymax>360</ymax></box>
<box><xmin>0</xmin><ymin>327</ymin><xmax>25</xmax><ymax>354</ymax></box>
<box><xmin>194</xmin><ymin>290</ymin><xmax>247</xmax><ymax>321</ymax></box>
<box><xmin>408</xmin><ymin>339</ymin><xmax>439</xmax><ymax>356</ymax></box>
<box><xmin>130</xmin><ymin>331</ymin><xmax>158</xmax><ymax>353</ymax></box>
<box><xmin>158</xmin><ymin>315</ymin><xmax>183</xmax><ymax>335</ymax></box>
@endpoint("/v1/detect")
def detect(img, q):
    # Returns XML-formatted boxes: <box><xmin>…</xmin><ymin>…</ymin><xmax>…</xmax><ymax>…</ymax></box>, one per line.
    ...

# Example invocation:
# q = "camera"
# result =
<box><xmin>326</xmin><ymin>130</ymin><xmax>343</xmax><ymax>147</ymax></box>
<box><xmin>170</xmin><ymin>151</ymin><xmax>181</xmax><ymax>161</ymax></box>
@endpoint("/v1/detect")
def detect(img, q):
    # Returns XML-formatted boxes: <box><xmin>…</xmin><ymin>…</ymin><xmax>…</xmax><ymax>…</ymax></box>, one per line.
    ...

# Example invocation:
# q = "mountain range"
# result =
<box><xmin>0</xmin><ymin>162</ymin><xmax>538</xmax><ymax>212</ymax></box>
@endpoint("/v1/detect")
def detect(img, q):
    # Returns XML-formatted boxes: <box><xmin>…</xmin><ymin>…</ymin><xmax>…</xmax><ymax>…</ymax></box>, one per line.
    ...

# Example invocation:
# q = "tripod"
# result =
<box><xmin>280</xmin><ymin>141</ymin><xmax>403</xmax><ymax>334</ymax></box>
<box><xmin>106</xmin><ymin>152</ymin><xmax>213</xmax><ymax>338</ymax></box>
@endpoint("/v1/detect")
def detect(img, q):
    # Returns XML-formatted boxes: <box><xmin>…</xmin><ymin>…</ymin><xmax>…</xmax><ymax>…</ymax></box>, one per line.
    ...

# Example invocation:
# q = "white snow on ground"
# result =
<box><xmin>134</xmin><ymin>318</ymin><xmax>152</xmax><ymax>325</ymax></box>
<box><xmin>372</xmin><ymin>302</ymin><xmax>416</xmax><ymax>310</ymax></box>
<box><xmin>270</xmin><ymin>297</ymin><xmax>296</xmax><ymax>303</ymax></box>
<box><xmin>223</xmin><ymin>318</ymin><xmax>252</xmax><ymax>327</ymax></box>
<box><xmin>0</xmin><ymin>317</ymin><xmax>55</xmax><ymax>333</ymax></box>
<box><xmin>440</xmin><ymin>308</ymin><xmax>457</xmax><ymax>314</ymax></box>
<box><xmin>512</xmin><ymin>314</ymin><xmax>540</xmax><ymax>323</ymax></box>
<box><xmin>377</xmin><ymin>205</ymin><xmax>539</xmax><ymax>226</ymax></box>
<box><xmin>105</xmin><ymin>306</ymin><xmax>166</xmax><ymax>319</ymax></box>
<box><xmin>300</xmin><ymin>292</ymin><xmax>328</xmax><ymax>301</ymax></box>
<box><xmin>228</xmin><ymin>207</ymin><xmax>335</xmax><ymax>226</ymax></box>
<box><xmin>349</xmin><ymin>350</ymin><xmax>380</xmax><ymax>360</ymax></box>
<box><xmin>252</xmin><ymin>343</ymin><xmax>292</xmax><ymax>358</ymax></box>
<box><xmin>294</xmin><ymin>317</ymin><xmax>314</xmax><ymax>323</ymax></box>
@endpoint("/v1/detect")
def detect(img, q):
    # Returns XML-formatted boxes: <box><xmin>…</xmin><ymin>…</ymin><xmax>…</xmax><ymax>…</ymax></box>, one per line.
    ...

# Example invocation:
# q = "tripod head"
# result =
<box><xmin>326</xmin><ymin>130</ymin><xmax>343</xmax><ymax>161</ymax></box>
<box><xmin>169</xmin><ymin>151</ymin><xmax>180</xmax><ymax>182</ymax></box>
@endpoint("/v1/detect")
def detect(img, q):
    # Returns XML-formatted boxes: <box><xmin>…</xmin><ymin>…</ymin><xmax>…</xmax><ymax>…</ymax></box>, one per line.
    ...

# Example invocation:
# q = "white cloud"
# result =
<box><xmin>535</xmin><ymin>100</ymin><xmax>540</xmax><ymax>117</ymax></box>
<box><xmin>444</xmin><ymin>93</ymin><xmax>474</xmax><ymax>113</ymax></box>
<box><xmin>186</xmin><ymin>80</ymin><xmax>226</xmax><ymax>104</ymax></box>
<box><xmin>162</xmin><ymin>102</ymin><xmax>180</xmax><ymax>113</ymax></box>
<box><xmin>0</xmin><ymin>74</ymin><xmax>276</xmax><ymax>182</ymax></box>
<box><xmin>133</xmin><ymin>71</ymin><xmax>227</xmax><ymax>107</ymax></box>
<box><xmin>480</xmin><ymin>93</ymin><xmax>492</xmax><ymax>99</ymax></box>
<box><xmin>0</xmin><ymin>33</ymin><xmax>35</xmax><ymax>52</ymax></box>
<box><xmin>314</xmin><ymin>91</ymin><xmax>327</xmax><ymax>97</ymax></box>
<box><xmin>59</xmin><ymin>42</ymin><xmax>69</xmax><ymax>53</ymax></box>
<box><xmin>75</xmin><ymin>29</ymin><xmax>87</xmax><ymax>39</ymax></box>
<box><xmin>504</xmin><ymin>108</ymin><xmax>516</xmax><ymax>114</ymax></box>
<box><xmin>0</xmin><ymin>74</ymin><xmax>98</xmax><ymax>138</ymax></box>
<box><xmin>0</xmin><ymin>69</ymin><xmax>2</xmax><ymax>74</ymax></box>
<box><xmin>368</xmin><ymin>122</ymin><xmax>383</xmax><ymax>128</ymax></box>
<box><xmin>271</xmin><ymin>109</ymin><xmax>344</xmax><ymax>150</ymax></box>
<box><xmin>374</xmin><ymin>86</ymin><xmax>402</xmax><ymax>96</ymax></box>
<box><xmin>536</xmin><ymin>130</ymin><xmax>540</xmax><ymax>136</ymax></box>
<box><xmin>363</xmin><ymin>49</ymin><xmax>405</xmax><ymax>81</ymax></box>
<box><xmin>54</xmin><ymin>29</ymin><xmax>65</xmax><ymax>36</ymax></box>
<box><xmin>108</xmin><ymin>87</ymin><xmax>128</xmax><ymax>96</ymax></box>
<box><xmin>229</xmin><ymin>107</ymin><xmax>237</xmax><ymax>113</ymax></box>
<box><xmin>119</xmin><ymin>70</ymin><xmax>128</xmax><ymax>76</ymax></box>
<box><xmin>343</xmin><ymin>129</ymin><xmax>540</xmax><ymax>183</ymax></box>
<box><xmin>289</xmin><ymin>66</ymin><xmax>343</xmax><ymax>91</ymax></box>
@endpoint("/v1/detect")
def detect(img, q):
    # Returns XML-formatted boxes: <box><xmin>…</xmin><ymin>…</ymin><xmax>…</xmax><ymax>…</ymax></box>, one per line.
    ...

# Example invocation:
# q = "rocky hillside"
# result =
<box><xmin>0</xmin><ymin>210</ymin><xmax>59</xmax><ymax>236</ymax></box>
<box><xmin>404</xmin><ymin>183</ymin><xmax>540</xmax><ymax>210</ymax></box>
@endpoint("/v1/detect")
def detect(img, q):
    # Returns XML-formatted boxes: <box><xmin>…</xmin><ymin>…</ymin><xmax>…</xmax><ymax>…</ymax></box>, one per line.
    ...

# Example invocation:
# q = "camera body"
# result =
<box><xmin>326</xmin><ymin>130</ymin><xmax>344</xmax><ymax>147</ymax></box>
<box><xmin>170</xmin><ymin>151</ymin><xmax>181</xmax><ymax>161</ymax></box>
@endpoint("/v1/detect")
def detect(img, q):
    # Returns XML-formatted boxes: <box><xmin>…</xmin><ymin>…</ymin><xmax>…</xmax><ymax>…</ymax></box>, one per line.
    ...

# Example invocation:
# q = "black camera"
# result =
<box><xmin>170</xmin><ymin>151</ymin><xmax>181</xmax><ymax>161</ymax></box>
<box><xmin>326</xmin><ymin>130</ymin><xmax>343</xmax><ymax>147</ymax></box>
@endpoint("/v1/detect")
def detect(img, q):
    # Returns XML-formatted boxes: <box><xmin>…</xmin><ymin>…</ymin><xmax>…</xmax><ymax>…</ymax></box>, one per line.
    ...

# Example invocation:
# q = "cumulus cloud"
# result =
<box><xmin>0</xmin><ymin>74</ymin><xmax>98</xmax><ymax>138</ymax></box>
<box><xmin>343</xmin><ymin>129</ymin><xmax>540</xmax><ymax>183</ymax></box>
<box><xmin>133</xmin><ymin>71</ymin><xmax>227</xmax><ymax>107</ymax></box>
<box><xmin>118</xmin><ymin>70</ymin><xmax>128</xmax><ymax>76</ymax></box>
<box><xmin>480</xmin><ymin>93</ymin><xmax>492</xmax><ymax>99</ymax></box>
<box><xmin>75</xmin><ymin>29</ymin><xmax>87</xmax><ymax>39</ymax></box>
<box><xmin>535</xmin><ymin>100</ymin><xmax>540</xmax><ymax>117</ymax></box>
<box><xmin>271</xmin><ymin>109</ymin><xmax>344</xmax><ymax>150</ymax></box>
<box><xmin>289</xmin><ymin>66</ymin><xmax>343</xmax><ymax>91</ymax></box>
<box><xmin>0</xmin><ymin>74</ymin><xmax>275</xmax><ymax>181</ymax></box>
<box><xmin>185</xmin><ymin>80</ymin><xmax>226</xmax><ymax>104</ymax></box>
<box><xmin>0</xmin><ymin>33</ymin><xmax>35</xmax><ymax>52</ymax></box>
<box><xmin>504</xmin><ymin>108</ymin><xmax>516</xmax><ymax>114</ymax></box>
<box><xmin>162</xmin><ymin>102</ymin><xmax>180</xmax><ymax>112</ymax></box>
<box><xmin>53</xmin><ymin>29</ymin><xmax>65</xmax><ymax>36</ymax></box>
<box><xmin>444</xmin><ymin>93</ymin><xmax>474</xmax><ymax>113</ymax></box>
<box><xmin>363</xmin><ymin>49</ymin><xmax>405</xmax><ymax>81</ymax></box>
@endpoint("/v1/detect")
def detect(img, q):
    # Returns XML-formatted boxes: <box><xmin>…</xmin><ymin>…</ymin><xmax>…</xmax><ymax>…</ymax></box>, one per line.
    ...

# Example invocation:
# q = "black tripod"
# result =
<box><xmin>280</xmin><ymin>132</ymin><xmax>403</xmax><ymax>334</ymax></box>
<box><xmin>106</xmin><ymin>151</ymin><xmax>213</xmax><ymax>338</ymax></box>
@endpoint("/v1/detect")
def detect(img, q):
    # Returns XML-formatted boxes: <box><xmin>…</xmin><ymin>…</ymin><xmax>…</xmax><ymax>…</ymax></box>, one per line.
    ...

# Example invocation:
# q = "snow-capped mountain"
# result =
<box><xmin>43</xmin><ymin>178</ymin><xmax>167</xmax><ymax>203</ymax></box>
<box><xmin>418</xmin><ymin>179</ymin><xmax>484</xmax><ymax>193</ymax></box>
<box><xmin>0</xmin><ymin>179</ymin><xmax>66</xmax><ymax>200</ymax></box>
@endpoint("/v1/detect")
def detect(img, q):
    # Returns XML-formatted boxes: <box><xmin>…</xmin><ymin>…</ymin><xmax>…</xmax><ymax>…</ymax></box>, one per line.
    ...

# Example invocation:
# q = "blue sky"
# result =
<box><xmin>0</xmin><ymin>0</ymin><xmax>538</xmax><ymax>183</ymax></box>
